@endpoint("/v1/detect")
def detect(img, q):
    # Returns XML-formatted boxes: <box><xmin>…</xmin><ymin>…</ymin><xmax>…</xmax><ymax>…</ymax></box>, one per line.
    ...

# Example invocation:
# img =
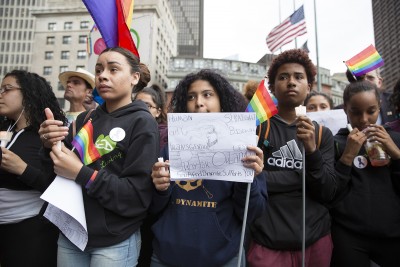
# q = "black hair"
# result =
<box><xmin>1</xmin><ymin>70</ymin><xmax>67</xmax><ymax>131</ymax></box>
<box><xmin>304</xmin><ymin>91</ymin><xmax>334</xmax><ymax>109</ymax></box>
<box><xmin>343</xmin><ymin>80</ymin><xmax>380</xmax><ymax>106</ymax></box>
<box><xmin>267</xmin><ymin>49</ymin><xmax>316</xmax><ymax>88</ymax></box>
<box><xmin>169</xmin><ymin>69</ymin><xmax>247</xmax><ymax>113</ymax></box>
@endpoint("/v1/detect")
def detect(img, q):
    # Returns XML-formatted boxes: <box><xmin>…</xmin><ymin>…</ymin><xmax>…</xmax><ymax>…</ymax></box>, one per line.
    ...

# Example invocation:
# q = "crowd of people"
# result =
<box><xmin>1</xmin><ymin>46</ymin><xmax>400</xmax><ymax>267</ymax></box>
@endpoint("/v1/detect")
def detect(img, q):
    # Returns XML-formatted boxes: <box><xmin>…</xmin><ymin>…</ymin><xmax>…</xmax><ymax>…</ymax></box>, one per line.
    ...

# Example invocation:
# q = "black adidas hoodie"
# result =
<box><xmin>61</xmin><ymin>101</ymin><xmax>159</xmax><ymax>248</ymax></box>
<box><xmin>331</xmin><ymin>127</ymin><xmax>400</xmax><ymax>238</ymax></box>
<box><xmin>250</xmin><ymin>115</ymin><xmax>336</xmax><ymax>250</ymax></box>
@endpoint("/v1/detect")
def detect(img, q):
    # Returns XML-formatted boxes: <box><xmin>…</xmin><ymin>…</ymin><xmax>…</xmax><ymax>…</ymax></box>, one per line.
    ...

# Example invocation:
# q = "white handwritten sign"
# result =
<box><xmin>41</xmin><ymin>176</ymin><xmax>88</xmax><ymax>251</ymax></box>
<box><xmin>168</xmin><ymin>112</ymin><xmax>257</xmax><ymax>183</ymax></box>
<box><xmin>307</xmin><ymin>109</ymin><xmax>347</xmax><ymax>136</ymax></box>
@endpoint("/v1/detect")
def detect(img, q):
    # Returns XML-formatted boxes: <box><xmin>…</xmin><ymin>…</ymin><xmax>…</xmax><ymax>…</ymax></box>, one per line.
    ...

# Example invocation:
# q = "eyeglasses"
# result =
<box><xmin>146</xmin><ymin>103</ymin><xmax>158</xmax><ymax>110</ymax></box>
<box><xmin>0</xmin><ymin>84</ymin><xmax>21</xmax><ymax>95</ymax></box>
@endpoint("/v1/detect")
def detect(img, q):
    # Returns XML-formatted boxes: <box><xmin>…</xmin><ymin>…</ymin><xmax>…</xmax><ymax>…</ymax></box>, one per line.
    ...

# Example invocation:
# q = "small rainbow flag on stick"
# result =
<box><xmin>245</xmin><ymin>79</ymin><xmax>278</xmax><ymax>126</ymax></box>
<box><xmin>344</xmin><ymin>44</ymin><xmax>384</xmax><ymax>77</ymax></box>
<box><xmin>72</xmin><ymin>120</ymin><xmax>101</xmax><ymax>165</ymax></box>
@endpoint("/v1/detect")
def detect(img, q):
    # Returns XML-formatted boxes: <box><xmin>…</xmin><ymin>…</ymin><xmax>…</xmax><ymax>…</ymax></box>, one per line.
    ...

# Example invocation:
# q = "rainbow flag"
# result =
<box><xmin>71</xmin><ymin>120</ymin><xmax>101</xmax><ymax>165</ymax></box>
<box><xmin>345</xmin><ymin>44</ymin><xmax>384</xmax><ymax>77</ymax></box>
<box><xmin>245</xmin><ymin>79</ymin><xmax>278</xmax><ymax>126</ymax></box>
<box><xmin>82</xmin><ymin>0</ymin><xmax>139</xmax><ymax>58</ymax></box>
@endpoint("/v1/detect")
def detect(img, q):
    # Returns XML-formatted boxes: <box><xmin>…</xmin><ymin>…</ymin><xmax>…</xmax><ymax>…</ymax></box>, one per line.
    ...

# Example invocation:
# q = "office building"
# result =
<box><xmin>0</xmin><ymin>0</ymin><xmax>46</xmax><ymax>77</ymax></box>
<box><xmin>167</xmin><ymin>0</ymin><xmax>203</xmax><ymax>57</ymax></box>
<box><xmin>372</xmin><ymin>0</ymin><xmax>400</xmax><ymax>90</ymax></box>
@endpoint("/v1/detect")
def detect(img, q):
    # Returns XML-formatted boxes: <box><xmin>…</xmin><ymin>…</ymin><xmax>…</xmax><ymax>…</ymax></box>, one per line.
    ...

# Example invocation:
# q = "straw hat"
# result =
<box><xmin>58</xmin><ymin>68</ymin><xmax>95</xmax><ymax>89</ymax></box>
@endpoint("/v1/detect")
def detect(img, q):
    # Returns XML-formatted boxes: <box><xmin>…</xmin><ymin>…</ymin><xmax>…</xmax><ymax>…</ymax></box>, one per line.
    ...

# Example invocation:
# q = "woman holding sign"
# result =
<box><xmin>0</xmin><ymin>70</ymin><xmax>67</xmax><ymax>267</ymax></box>
<box><xmin>38</xmin><ymin>47</ymin><xmax>159</xmax><ymax>267</ymax></box>
<box><xmin>150</xmin><ymin>69</ymin><xmax>267</xmax><ymax>267</ymax></box>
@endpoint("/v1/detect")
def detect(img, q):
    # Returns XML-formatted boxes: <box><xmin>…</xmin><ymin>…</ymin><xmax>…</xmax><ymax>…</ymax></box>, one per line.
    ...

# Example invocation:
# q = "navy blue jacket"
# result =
<box><xmin>150</xmin><ymin>147</ymin><xmax>267</xmax><ymax>267</ymax></box>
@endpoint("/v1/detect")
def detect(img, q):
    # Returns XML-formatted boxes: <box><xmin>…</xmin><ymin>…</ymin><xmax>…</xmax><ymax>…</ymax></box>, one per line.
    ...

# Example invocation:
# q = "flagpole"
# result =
<box><xmin>302</xmin><ymin>146</ymin><xmax>306</xmax><ymax>267</ymax></box>
<box><xmin>293</xmin><ymin>0</ymin><xmax>297</xmax><ymax>48</ymax></box>
<box><xmin>279</xmin><ymin>0</ymin><xmax>282</xmax><ymax>54</ymax></box>
<box><xmin>314</xmin><ymin>0</ymin><xmax>321</xmax><ymax>92</ymax></box>
<box><xmin>237</xmin><ymin>183</ymin><xmax>251</xmax><ymax>267</ymax></box>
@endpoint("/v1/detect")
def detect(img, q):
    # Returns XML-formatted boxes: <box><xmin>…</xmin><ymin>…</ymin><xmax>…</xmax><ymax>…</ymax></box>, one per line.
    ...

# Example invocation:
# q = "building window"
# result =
<box><xmin>64</xmin><ymin>22</ymin><xmax>73</xmax><ymax>30</ymax></box>
<box><xmin>77</xmin><ymin>50</ymin><xmax>87</xmax><ymax>59</ymax></box>
<box><xmin>43</xmin><ymin>66</ymin><xmax>52</xmax><ymax>75</ymax></box>
<box><xmin>62</xmin><ymin>36</ymin><xmax>72</xmax><ymax>44</ymax></box>
<box><xmin>194</xmin><ymin>59</ymin><xmax>204</xmax><ymax>69</ymax></box>
<box><xmin>57</xmin><ymin>82</ymin><xmax>64</xmax><ymax>91</ymax></box>
<box><xmin>60</xmin><ymin>66</ymin><xmax>68</xmax><ymax>73</ymax></box>
<box><xmin>45</xmin><ymin>51</ymin><xmax>53</xmax><ymax>60</ymax></box>
<box><xmin>78</xmin><ymin>35</ymin><xmax>86</xmax><ymax>44</ymax></box>
<box><xmin>46</xmin><ymin>36</ymin><xmax>55</xmax><ymax>45</ymax></box>
<box><xmin>80</xmin><ymin>21</ymin><xmax>89</xmax><ymax>29</ymax></box>
<box><xmin>174</xmin><ymin>59</ymin><xmax>185</xmax><ymax>69</ymax></box>
<box><xmin>48</xmin><ymin>22</ymin><xmax>56</xmax><ymax>30</ymax></box>
<box><xmin>61</xmin><ymin>51</ymin><xmax>70</xmax><ymax>60</ymax></box>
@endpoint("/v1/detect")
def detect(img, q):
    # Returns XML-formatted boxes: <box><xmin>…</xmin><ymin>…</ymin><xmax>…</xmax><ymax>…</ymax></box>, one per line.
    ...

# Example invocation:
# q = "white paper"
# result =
<box><xmin>307</xmin><ymin>109</ymin><xmax>347</xmax><ymax>136</ymax></box>
<box><xmin>41</xmin><ymin>176</ymin><xmax>88</xmax><ymax>251</ymax></box>
<box><xmin>168</xmin><ymin>112</ymin><xmax>257</xmax><ymax>183</ymax></box>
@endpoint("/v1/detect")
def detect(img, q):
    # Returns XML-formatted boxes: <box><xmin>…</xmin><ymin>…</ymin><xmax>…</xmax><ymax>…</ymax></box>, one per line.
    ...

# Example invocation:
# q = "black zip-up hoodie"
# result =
<box><xmin>61</xmin><ymin>101</ymin><xmax>159</xmax><ymax>248</ymax></box>
<box><xmin>250</xmin><ymin>115</ymin><xmax>336</xmax><ymax>250</ymax></box>
<box><xmin>331</xmin><ymin>127</ymin><xmax>400</xmax><ymax>238</ymax></box>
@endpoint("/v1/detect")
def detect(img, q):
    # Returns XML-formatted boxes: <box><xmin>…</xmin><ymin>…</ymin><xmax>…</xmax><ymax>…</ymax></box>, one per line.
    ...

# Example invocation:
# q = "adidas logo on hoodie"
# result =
<box><xmin>267</xmin><ymin>140</ymin><xmax>303</xmax><ymax>169</ymax></box>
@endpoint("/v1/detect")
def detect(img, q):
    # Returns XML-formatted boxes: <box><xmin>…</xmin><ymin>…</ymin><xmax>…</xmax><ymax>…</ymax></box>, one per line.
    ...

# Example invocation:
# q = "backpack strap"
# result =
<box><xmin>72</xmin><ymin>109</ymin><xmax>95</xmax><ymax>138</ymax></box>
<box><xmin>256</xmin><ymin>119</ymin><xmax>271</xmax><ymax>148</ymax></box>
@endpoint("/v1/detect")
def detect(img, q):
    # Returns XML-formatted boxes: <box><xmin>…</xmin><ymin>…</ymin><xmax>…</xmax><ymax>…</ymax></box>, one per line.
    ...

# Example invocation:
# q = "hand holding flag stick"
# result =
<box><xmin>238</xmin><ymin>78</ymin><xmax>278</xmax><ymax>266</ymax></box>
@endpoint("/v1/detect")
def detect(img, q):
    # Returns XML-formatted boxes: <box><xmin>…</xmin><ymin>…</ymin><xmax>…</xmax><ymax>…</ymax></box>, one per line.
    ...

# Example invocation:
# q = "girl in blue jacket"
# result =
<box><xmin>150</xmin><ymin>69</ymin><xmax>267</xmax><ymax>267</ymax></box>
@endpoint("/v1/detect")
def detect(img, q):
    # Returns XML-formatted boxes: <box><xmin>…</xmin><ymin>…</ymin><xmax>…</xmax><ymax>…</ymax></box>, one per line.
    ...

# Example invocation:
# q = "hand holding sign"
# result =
<box><xmin>38</xmin><ymin>108</ymin><xmax>69</xmax><ymax>148</ymax></box>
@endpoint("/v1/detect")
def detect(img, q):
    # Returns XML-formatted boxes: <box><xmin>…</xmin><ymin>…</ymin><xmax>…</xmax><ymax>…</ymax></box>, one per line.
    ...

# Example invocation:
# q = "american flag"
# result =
<box><xmin>266</xmin><ymin>5</ymin><xmax>307</xmax><ymax>53</ymax></box>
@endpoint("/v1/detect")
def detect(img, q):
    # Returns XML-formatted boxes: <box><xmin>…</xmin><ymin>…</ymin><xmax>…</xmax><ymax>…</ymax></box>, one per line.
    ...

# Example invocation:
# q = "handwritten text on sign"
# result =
<box><xmin>168</xmin><ymin>112</ymin><xmax>256</xmax><ymax>183</ymax></box>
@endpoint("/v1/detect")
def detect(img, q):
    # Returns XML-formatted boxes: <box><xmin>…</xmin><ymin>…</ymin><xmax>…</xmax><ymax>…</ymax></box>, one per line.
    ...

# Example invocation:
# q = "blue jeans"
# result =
<box><xmin>57</xmin><ymin>230</ymin><xmax>141</xmax><ymax>267</ymax></box>
<box><xmin>150</xmin><ymin>251</ymin><xmax>245</xmax><ymax>267</ymax></box>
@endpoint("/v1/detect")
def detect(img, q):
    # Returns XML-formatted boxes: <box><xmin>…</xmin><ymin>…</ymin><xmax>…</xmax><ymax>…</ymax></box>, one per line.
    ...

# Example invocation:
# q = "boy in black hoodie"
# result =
<box><xmin>248</xmin><ymin>49</ymin><xmax>336</xmax><ymax>267</ymax></box>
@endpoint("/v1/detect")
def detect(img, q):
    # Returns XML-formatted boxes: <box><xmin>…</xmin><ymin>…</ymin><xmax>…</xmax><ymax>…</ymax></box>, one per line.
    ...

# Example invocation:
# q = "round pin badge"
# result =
<box><xmin>353</xmin><ymin>155</ymin><xmax>368</xmax><ymax>169</ymax></box>
<box><xmin>109</xmin><ymin>127</ymin><xmax>125</xmax><ymax>142</ymax></box>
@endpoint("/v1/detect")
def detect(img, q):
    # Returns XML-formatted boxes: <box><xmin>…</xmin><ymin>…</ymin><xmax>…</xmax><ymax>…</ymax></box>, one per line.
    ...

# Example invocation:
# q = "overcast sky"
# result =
<box><xmin>203</xmin><ymin>0</ymin><xmax>375</xmax><ymax>74</ymax></box>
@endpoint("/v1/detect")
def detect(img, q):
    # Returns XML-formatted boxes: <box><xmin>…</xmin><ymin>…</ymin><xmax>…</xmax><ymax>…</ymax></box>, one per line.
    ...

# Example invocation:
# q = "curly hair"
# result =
<box><xmin>267</xmin><ymin>49</ymin><xmax>316</xmax><ymax>88</ymax></box>
<box><xmin>1</xmin><ymin>70</ymin><xmax>67</xmax><ymax>131</ymax></box>
<box><xmin>390</xmin><ymin>78</ymin><xmax>400</xmax><ymax>114</ymax></box>
<box><xmin>169</xmin><ymin>69</ymin><xmax>247</xmax><ymax>113</ymax></box>
<box><xmin>304</xmin><ymin>91</ymin><xmax>334</xmax><ymax>109</ymax></box>
<box><xmin>343</xmin><ymin>80</ymin><xmax>380</xmax><ymax>106</ymax></box>
<box><xmin>134</xmin><ymin>84</ymin><xmax>167</xmax><ymax>124</ymax></box>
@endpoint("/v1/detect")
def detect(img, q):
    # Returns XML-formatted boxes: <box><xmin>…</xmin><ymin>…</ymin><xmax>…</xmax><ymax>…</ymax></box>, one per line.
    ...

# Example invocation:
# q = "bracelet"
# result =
<box><xmin>85</xmin><ymin>170</ymin><xmax>98</xmax><ymax>189</ymax></box>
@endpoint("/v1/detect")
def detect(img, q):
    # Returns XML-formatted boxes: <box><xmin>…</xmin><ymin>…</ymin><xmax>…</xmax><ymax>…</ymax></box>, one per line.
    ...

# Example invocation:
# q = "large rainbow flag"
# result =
<box><xmin>245</xmin><ymin>79</ymin><xmax>278</xmax><ymax>126</ymax></box>
<box><xmin>345</xmin><ymin>44</ymin><xmax>384</xmax><ymax>77</ymax></box>
<box><xmin>82</xmin><ymin>0</ymin><xmax>139</xmax><ymax>58</ymax></box>
<box><xmin>72</xmin><ymin>120</ymin><xmax>101</xmax><ymax>165</ymax></box>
